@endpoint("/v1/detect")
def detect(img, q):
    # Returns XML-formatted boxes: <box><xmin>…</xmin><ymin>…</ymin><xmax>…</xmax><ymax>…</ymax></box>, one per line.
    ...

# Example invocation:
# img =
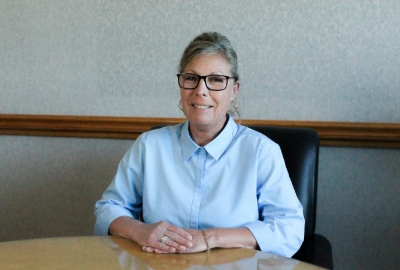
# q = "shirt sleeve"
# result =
<box><xmin>94</xmin><ymin>137</ymin><xmax>144</xmax><ymax>235</ymax></box>
<box><xmin>244</xmin><ymin>141</ymin><xmax>305</xmax><ymax>258</ymax></box>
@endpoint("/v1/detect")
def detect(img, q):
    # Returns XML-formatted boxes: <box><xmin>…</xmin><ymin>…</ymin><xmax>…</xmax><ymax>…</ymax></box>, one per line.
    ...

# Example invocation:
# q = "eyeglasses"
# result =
<box><xmin>177</xmin><ymin>73</ymin><xmax>237</xmax><ymax>91</ymax></box>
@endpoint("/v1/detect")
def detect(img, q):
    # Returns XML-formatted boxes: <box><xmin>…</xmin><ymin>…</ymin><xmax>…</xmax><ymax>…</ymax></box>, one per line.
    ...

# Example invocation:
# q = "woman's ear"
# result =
<box><xmin>231</xmin><ymin>81</ymin><xmax>240</xmax><ymax>101</ymax></box>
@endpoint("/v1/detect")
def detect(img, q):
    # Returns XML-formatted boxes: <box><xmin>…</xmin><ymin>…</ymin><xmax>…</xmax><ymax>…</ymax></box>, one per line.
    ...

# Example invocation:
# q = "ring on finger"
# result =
<box><xmin>160</xmin><ymin>235</ymin><xmax>169</xmax><ymax>244</ymax></box>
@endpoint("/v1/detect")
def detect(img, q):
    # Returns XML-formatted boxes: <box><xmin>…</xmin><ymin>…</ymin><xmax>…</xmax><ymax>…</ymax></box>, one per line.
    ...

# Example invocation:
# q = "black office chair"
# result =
<box><xmin>151</xmin><ymin>124</ymin><xmax>333</xmax><ymax>269</ymax></box>
<box><xmin>248</xmin><ymin>125</ymin><xmax>333</xmax><ymax>269</ymax></box>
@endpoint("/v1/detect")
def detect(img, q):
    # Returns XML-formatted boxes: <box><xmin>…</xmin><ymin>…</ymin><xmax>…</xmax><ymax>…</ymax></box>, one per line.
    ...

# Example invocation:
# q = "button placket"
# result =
<box><xmin>189</xmin><ymin>147</ymin><xmax>206</xmax><ymax>229</ymax></box>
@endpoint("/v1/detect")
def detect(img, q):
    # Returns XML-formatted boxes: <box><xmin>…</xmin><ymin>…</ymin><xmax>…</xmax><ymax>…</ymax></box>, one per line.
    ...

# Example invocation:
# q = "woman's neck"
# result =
<box><xmin>189</xmin><ymin>115</ymin><xmax>229</xmax><ymax>146</ymax></box>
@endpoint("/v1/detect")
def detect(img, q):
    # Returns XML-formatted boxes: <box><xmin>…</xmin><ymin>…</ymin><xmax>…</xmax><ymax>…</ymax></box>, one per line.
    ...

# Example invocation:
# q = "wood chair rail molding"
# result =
<box><xmin>1</xmin><ymin>114</ymin><xmax>399</xmax><ymax>148</ymax></box>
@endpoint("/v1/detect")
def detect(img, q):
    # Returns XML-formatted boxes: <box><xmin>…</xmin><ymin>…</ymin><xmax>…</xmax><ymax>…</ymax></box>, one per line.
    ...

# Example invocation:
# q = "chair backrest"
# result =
<box><xmin>248</xmin><ymin>126</ymin><xmax>319</xmax><ymax>238</ymax></box>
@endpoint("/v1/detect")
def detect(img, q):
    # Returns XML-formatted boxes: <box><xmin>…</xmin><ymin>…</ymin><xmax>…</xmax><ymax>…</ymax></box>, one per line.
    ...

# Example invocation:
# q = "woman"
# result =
<box><xmin>94</xmin><ymin>32</ymin><xmax>304</xmax><ymax>257</ymax></box>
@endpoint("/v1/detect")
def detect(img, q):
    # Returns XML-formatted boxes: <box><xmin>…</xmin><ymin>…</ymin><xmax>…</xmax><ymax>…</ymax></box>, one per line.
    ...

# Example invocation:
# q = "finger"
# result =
<box><xmin>166</xmin><ymin>224</ymin><xmax>192</xmax><ymax>241</ymax></box>
<box><xmin>164</xmin><ymin>226</ymin><xmax>193</xmax><ymax>249</ymax></box>
<box><xmin>143</xmin><ymin>246</ymin><xmax>169</xmax><ymax>254</ymax></box>
<box><xmin>142</xmin><ymin>246</ymin><xmax>155</xmax><ymax>253</ymax></box>
<box><xmin>161</xmin><ymin>236</ymin><xmax>188</xmax><ymax>252</ymax></box>
<box><xmin>165</xmin><ymin>232</ymin><xmax>192</xmax><ymax>249</ymax></box>
<box><xmin>154</xmin><ymin>247</ymin><xmax>172</xmax><ymax>254</ymax></box>
<box><xmin>144</xmin><ymin>242</ymin><xmax>173</xmax><ymax>253</ymax></box>
<box><xmin>154</xmin><ymin>240</ymin><xmax>177</xmax><ymax>253</ymax></box>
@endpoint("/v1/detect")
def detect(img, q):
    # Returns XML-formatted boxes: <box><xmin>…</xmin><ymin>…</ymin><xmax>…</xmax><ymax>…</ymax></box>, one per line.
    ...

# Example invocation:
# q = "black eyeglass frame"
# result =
<box><xmin>177</xmin><ymin>73</ymin><xmax>238</xmax><ymax>91</ymax></box>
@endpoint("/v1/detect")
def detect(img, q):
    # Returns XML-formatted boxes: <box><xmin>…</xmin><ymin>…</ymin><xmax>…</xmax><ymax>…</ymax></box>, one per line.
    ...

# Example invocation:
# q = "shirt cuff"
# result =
<box><xmin>94</xmin><ymin>205</ymin><xmax>134</xmax><ymax>235</ymax></box>
<box><xmin>244</xmin><ymin>220</ymin><xmax>286</xmax><ymax>257</ymax></box>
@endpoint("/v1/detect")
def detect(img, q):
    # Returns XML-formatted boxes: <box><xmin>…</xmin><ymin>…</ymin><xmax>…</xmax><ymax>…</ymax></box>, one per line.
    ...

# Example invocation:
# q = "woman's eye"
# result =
<box><xmin>184</xmin><ymin>75</ymin><xmax>197</xmax><ymax>81</ymax></box>
<box><xmin>209</xmin><ymin>76</ymin><xmax>224</xmax><ymax>83</ymax></box>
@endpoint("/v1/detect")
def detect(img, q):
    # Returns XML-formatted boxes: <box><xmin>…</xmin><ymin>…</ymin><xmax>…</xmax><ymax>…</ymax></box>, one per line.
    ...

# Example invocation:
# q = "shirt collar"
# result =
<box><xmin>180</xmin><ymin>115</ymin><xmax>238</xmax><ymax>161</ymax></box>
<box><xmin>181</xmin><ymin>121</ymin><xmax>199</xmax><ymax>161</ymax></box>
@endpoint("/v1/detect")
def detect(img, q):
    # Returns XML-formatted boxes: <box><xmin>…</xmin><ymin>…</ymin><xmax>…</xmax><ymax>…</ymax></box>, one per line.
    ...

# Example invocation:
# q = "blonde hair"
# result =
<box><xmin>179</xmin><ymin>32</ymin><xmax>239</xmax><ymax>81</ymax></box>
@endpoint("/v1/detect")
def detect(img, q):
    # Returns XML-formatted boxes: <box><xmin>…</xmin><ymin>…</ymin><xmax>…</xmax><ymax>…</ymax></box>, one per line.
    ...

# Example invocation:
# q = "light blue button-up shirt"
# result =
<box><xmin>94</xmin><ymin>116</ymin><xmax>304</xmax><ymax>257</ymax></box>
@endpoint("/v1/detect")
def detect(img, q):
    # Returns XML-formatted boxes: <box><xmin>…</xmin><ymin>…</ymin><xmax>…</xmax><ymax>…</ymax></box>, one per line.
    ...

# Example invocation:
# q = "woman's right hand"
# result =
<box><xmin>109</xmin><ymin>217</ymin><xmax>193</xmax><ymax>253</ymax></box>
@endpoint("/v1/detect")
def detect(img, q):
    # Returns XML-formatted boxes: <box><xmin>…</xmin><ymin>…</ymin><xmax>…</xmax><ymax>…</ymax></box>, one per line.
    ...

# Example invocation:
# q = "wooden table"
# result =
<box><xmin>0</xmin><ymin>236</ymin><xmax>326</xmax><ymax>269</ymax></box>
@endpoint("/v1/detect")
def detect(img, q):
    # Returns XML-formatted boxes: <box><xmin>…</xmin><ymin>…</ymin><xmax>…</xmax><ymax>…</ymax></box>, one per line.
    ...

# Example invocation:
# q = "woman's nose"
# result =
<box><xmin>194</xmin><ymin>78</ymin><xmax>208</xmax><ymax>96</ymax></box>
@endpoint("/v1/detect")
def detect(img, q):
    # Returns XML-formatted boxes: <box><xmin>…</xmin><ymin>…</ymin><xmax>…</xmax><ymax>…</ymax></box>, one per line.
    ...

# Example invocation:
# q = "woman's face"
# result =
<box><xmin>180</xmin><ymin>54</ymin><xmax>239</xmax><ymax>134</ymax></box>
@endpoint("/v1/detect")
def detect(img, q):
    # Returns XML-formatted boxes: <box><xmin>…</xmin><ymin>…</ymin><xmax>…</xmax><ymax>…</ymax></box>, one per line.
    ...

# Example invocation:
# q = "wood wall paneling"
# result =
<box><xmin>1</xmin><ymin>114</ymin><xmax>399</xmax><ymax>148</ymax></box>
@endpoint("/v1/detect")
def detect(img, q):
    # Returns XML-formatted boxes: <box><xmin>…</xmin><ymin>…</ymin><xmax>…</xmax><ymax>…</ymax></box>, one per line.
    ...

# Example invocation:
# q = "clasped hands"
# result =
<box><xmin>134</xmin><ymin>221</ymin><xmax>208</xmax><ymax>254</ymax></box>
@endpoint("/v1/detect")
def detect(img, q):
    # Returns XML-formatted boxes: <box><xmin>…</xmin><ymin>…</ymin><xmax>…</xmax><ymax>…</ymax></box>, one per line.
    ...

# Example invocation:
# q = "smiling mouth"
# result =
<box><xmin>193</xmin><ymin>104</ymin><xmax>212</xmax><ymax>109</ymax></box>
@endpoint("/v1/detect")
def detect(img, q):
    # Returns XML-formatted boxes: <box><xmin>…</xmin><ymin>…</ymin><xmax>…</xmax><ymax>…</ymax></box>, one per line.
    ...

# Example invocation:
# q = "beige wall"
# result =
<box><xmin>1</xmin><ymin>1</ymin><xmax>399</xmax><ymax>269</ymax></box>
<box><xmin>1</xmin><ymin>0</ymin><xmax>399</xmax><ymax>122</ymax></box>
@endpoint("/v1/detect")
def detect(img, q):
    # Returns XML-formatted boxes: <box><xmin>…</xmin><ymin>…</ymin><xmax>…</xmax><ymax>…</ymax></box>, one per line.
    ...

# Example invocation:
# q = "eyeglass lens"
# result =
<box><xmin>179</xmin><ymin>74</ymin><xmax>228</xmax><ymax>90</ymax></box>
